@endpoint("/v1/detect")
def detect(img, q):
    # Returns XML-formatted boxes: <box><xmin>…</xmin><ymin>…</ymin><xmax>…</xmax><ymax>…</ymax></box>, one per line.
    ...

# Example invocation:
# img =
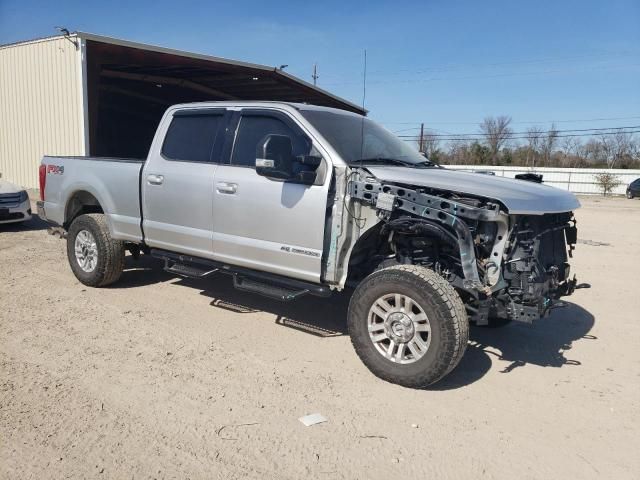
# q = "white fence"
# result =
<box><xmin>444</xmin><ymin>165</ymin><xmax>640</xmax><ymax>195</ymax></box>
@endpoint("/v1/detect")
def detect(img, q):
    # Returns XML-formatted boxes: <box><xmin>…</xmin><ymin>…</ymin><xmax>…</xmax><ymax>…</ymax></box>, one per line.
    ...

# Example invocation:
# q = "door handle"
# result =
<box><xmin>147</xmin><ymin>174</ymin><xmax>164</xmax><ymax>185</ymax></box>
<box><xmin>216</xmin><ymin>182</ymin><xmax>237</xmax><ymax>194</ymax></box>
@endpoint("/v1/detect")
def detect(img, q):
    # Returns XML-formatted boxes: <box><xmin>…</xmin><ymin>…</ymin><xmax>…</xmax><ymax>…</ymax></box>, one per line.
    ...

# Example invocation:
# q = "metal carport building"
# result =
<box><xmin>0</xmin><ymin>32</ymin><xmax>364</xmax><ymax>188</ymax></box>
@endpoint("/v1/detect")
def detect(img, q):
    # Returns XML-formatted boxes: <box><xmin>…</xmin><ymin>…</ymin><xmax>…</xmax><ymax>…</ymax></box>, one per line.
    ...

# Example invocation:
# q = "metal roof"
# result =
<box><xmin>1</xmin><ymin>32</ymin><xmax>366</xmax><ymax>114</ymax></box>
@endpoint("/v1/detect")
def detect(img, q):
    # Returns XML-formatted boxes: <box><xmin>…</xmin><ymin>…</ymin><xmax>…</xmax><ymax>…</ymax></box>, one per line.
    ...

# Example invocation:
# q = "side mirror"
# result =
<box><xmin>256</xmin><ymin>134</ymin><xmax>294</xmax><ymax>180</ymax></box>
<box><xmin>256</xmin><ymin>134</ymin><xmax>320</xmax><ymax>185</ymax></box>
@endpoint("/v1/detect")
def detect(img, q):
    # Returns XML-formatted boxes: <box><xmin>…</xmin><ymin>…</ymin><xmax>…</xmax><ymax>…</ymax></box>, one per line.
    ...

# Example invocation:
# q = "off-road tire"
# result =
<box><xmin>67</xmin><ymin>214</ymin><xmax>125</xmax><ymax>287</ymax></box>
<box><xmin>348</xmin><ymin>265</ymin><xmax>468</xmax><ymax>388</ymax></box>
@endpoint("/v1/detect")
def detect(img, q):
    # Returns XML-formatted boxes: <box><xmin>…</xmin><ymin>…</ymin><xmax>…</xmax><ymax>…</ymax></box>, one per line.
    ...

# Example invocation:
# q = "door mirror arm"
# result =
<box><xmin>295</xmin><ymin>155</ymin><xmax>322</xmax><ymax>168</ymax></box>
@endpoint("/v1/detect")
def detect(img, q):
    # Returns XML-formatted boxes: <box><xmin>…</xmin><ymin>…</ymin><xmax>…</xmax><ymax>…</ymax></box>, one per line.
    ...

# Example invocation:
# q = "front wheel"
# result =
<box><xmin>66</xmin><ymin>214</ymin><xmax>125</xmax><ymax>287</ymax></box>
<box><xmin>627</xmin><ymin>190</ymin><xmax>634</xmax><ymax>199</ymax></box>
<box><xmin>348</xmin><ymin>265</ymin><xmax>468</xmax><ymax>388</ymax></box>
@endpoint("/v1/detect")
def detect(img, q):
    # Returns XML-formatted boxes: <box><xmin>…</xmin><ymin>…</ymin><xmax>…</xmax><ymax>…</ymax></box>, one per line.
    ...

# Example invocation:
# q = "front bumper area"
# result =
<box><xmin>0</xmin><ymin>199</ymin><xmax>32</xmax><ymax>224</ymax></box>
<box><xmin>504</xmin><ymin>274</ymin><xmax>579</xmax><ymax>323</ymax></box>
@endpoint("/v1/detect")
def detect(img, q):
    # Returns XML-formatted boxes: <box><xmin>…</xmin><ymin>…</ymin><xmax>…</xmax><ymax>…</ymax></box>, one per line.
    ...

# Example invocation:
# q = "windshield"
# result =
<box><xmin>300</xmin><ymin>109</ymin><xmax>431</xmax><ymax>166</ymax></box>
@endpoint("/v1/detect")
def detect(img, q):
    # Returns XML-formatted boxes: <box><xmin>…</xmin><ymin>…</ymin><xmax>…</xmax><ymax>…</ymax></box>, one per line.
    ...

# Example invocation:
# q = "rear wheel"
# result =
<box><xmin>627</xmin><ymin>190</ymin><xmax>634</xmax><ymax>199</ymax></box>
<box><xmin>66</xmin><ymin>214</ymin><xmax>125</xmax><ymax>287</ymax></box>
<box><xmin>348</xmin><ymin>265</ymin><xmax>468</xmax><ymax>388</ymax></box>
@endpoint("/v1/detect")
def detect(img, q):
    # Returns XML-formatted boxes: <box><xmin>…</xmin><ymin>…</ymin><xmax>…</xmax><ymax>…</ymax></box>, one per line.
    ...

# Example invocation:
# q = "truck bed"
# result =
<box><xmin>40</xmin><ymin>156</ymin><xmax>145</xmax><ymax>242</ymax></box>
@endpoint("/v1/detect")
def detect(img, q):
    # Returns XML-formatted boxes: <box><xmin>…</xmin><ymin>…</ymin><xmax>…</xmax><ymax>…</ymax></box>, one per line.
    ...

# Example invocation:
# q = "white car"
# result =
<box><xmin>0</xmin><ymin>179</ymin><xmax>32</xmax><ymax>224</ymax></box>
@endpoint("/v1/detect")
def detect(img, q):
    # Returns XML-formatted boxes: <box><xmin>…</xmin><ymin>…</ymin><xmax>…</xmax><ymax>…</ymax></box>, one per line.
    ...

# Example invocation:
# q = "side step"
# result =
<box><xmin>151</xmin><ymin>248</ymin><xmax>332</xmax><ymax>301</ymax></box>
<box><xmin>233</xmin><ymin>276</ymin><xmax>309</xmax><ymax>301</ymax></box>
<box><xmin>164</xmin><ymin>260</ymin><xmax>217</xmax><ymax>278</ymax></box>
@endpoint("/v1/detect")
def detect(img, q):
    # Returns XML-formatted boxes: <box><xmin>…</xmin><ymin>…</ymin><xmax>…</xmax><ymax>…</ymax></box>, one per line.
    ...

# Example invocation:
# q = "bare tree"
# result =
<box><xmin>525</xmin><ymin>126</ymin><xmax>543</xmax><ymax>167</ymax></box>
<box><xmin>447</xmin><ymin>140</ymin><xmax>471</xmax><ymax>165</ymax></box>
<box><xmin>423</xmin><ymin>116</ymin><xmax>640</xmax><ymax>169</ymax></box>
<box><xmin>607</xmin><ymin>131</ymin><xmax>633</xmax><ymax>168</ymax></box>
<box><xmin>419</xmin><ymin>130</ymin><xmax>441</xmax><ymax>160</ymax></box>
<box><xmin>561</xmin><ymin>137</ymin><xmax>582</xmax><ymax>167</ymax></box>
<box><xmin>582</xmin><ymin>139</ymin><xmax>607</xmax><ymax>165</ymax></box>
<box><xmin>479</xmin><ymin>116</ymin><xmax>512</xmax><ymax>163</ymax></box>
<box><xmin>540</xmin><ymin>123</ymin><xmax>559</xmax><ymax>167</ymax></box>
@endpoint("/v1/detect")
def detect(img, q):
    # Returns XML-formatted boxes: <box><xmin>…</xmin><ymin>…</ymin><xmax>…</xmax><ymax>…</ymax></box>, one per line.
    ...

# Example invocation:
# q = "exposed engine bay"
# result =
<box><xmin>347</xmin><ymin>171</ymin><xmax>579</xmax><ymax>325</ymax></box>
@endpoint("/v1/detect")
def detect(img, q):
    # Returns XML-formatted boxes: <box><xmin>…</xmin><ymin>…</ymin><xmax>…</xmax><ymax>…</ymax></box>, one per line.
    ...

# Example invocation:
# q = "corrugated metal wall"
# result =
<box><xmin>0</xmin><ymin>37</ymin><xmax>84</xmax><ymax>189</ymax></box>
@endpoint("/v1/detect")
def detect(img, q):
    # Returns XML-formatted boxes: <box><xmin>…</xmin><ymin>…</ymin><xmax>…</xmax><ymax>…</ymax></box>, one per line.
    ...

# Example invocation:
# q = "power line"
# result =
<box><xmin>400</xmin><ymin>129</ymin><xmax>640</xmax><ymax>142</ymax></box>
<box><xmin>384</xmin><ymin>115</ymin><xmax>640</xmax><ymax>126</ymax></box>
<box><xmin>324</xmin><ymin>62</ymin><xmax>638</xmax><ymax>86</ymax></box>
<box><xmin>321</xmin><ymin>51</ymin><xmax>640</xmax><ymax>81</ymax></box>
<box><xmin>365</xmin><ymin>51</ymin><xmax>640</xmax><ymax>76</ymax></box>
<box><xmin>397</xmin><ymin>125</ymin><xmax>640</xmax><ymax>138</ymax></box>
<box><xmin>395</xmin><ymin>124</ymin><xmax>640</xmax><ymax>133</ymax></box>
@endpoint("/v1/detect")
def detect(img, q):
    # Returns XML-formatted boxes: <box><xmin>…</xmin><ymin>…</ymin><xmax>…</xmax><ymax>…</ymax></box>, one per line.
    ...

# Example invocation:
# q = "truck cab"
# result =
<box><xmin>140</xmin><ymin>103</ymin><xmax>336</xmax><ymax>283</ymax></box>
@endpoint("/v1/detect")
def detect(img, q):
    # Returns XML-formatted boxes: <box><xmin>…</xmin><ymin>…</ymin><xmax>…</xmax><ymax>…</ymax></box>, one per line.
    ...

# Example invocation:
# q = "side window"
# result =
<box><xmin>162</xmin><ymin>113</ymin><xmax>223</xmax><ymax>162</ymax></box>
<box><xmin>230</xmin><ymin>114</ymin><xmax>309</xmax><ymax>167</ymax></box>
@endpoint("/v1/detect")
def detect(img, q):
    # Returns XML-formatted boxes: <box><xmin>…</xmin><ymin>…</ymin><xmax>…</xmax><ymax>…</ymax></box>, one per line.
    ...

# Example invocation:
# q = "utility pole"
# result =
<box><xmin>419</xmin><ymin>123</ymin><xmax>425</xmax><ymax>153</ymax></box>
<box><xmin>312</xmin><ymin>63</ymin><xmax>319</xmax><ymax>86</ymax></box>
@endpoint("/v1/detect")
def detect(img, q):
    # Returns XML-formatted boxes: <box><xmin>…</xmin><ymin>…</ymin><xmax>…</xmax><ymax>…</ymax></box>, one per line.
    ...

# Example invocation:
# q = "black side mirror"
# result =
<box><xmin>256</xmin><ymin>134</ymin><xmax>320</xmax><ymax>185</ymax></box>
<box><xmin>256</xmin><ymin>134</ymin><xmax>294</xmax><ymax>180</ymax></box>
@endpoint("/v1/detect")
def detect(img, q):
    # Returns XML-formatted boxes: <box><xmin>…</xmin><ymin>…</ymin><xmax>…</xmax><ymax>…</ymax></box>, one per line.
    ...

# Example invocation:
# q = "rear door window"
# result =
<box><xmin>162</xmin><ymin>111</ymin><xmax>225</xmax><ymax>162</ymax></box>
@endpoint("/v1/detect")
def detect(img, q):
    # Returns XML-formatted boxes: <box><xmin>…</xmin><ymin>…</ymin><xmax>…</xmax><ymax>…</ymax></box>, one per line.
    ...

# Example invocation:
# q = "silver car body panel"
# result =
<box><xmin>0</xmin><ymin>180</ymin><xmax>25</xmax><ymax>195</ymax></box>
<box><xmin>40</xmin><ymin>156</ymin><xmax>143</xmax><ymax>241</ymax></box>
<box><xmin>141</xmin><ymin>107</ymin><xmax>220</xmax><ymax>259</ymax></box>
<box><xmin>141</xmin><ymin>159</ymin><xmax>219</xmax><ymax>259</ymax></box>
<box><xmin>211</xmin><ymin>164</ymin><xmax>329</xmax><ymax>283</ymax></box>
<box><xmin>363</xmin><ymin>166</ymin><xmax>581</xmax><ymax>215</ymax></box>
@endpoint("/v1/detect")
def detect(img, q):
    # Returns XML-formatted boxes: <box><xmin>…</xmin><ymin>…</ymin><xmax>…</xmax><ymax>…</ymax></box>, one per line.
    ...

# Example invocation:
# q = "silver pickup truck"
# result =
<box><xmin>38</xmin><ymin>101</ymin><xmax>581</xmax><ymax>388</ymax></box>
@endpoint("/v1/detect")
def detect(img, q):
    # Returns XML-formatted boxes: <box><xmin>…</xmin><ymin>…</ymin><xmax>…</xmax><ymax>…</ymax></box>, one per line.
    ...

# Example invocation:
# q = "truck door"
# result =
<box><xmin>211</xmin><ymin>109</ymin><xmax>330</xmax><ymax>283</ymax></box>
<box><xmin>142</xmin><ymin>108</ymin><xmax>228</xmax><ymax>259</ymax></box>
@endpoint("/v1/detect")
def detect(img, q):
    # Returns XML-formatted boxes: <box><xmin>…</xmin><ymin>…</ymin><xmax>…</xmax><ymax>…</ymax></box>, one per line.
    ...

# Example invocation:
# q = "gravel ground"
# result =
<box><xmin>1</xmin><ymin>195</ymin><xmax>639</xmax><ymax>479</ymax></box>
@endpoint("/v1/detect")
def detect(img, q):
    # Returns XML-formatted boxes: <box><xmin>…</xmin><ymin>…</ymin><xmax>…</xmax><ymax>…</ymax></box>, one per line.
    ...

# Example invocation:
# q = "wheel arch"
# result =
<box><xmin>64</xmin><ymin>190</ymin><xmax>104</xmax><ymax>229</ymax></box>
<box><xmin>344</xmin><ymin>217</ymin><xmax>461</xmax><ymax>284</ymax></box>
<box><xmin>344</xmin><ymin>221</ymin><xmax>386</xmax><ymax>279</ymax></box>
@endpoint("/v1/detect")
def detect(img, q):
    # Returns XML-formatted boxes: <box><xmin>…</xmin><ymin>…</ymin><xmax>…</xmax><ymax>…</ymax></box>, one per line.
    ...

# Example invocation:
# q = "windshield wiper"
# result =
<box><xmin>413</xmin><ymin>160</ymin><xmax>438</xmax><ymax>168</ymax></box>
<box><xmin>354</xmin><ymin>157</ymin><xmax>435</xmax><ymax>168</ymax></box>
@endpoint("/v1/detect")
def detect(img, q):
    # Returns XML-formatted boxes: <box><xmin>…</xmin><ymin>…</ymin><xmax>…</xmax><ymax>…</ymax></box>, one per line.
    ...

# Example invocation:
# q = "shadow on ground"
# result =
<box><xmin>116</xmin><ymin>255</ymin><xmax>350</xmax><ymax>336</ymax></box>
<box><xmin>115</xmin><ymin>255</ymin><xmax>596</xmax><ymax>388</ymax></box>
<box><xmin>432</xmin><ymin>303</ymin><xmax>595</xmax><ymax>390</ymax></box>
<box><xmin>0</xmin><ymin>213</ymin><xmax>49</xmax><ymax>232</ymax></box>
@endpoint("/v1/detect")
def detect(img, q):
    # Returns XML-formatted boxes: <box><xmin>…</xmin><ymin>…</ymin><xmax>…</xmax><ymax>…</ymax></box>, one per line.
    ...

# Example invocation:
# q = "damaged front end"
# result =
<box><xmin>495</xmin><ymin>212</ymin><xmax>578</xmax><ymax>323</ymax></box>
<box><xmin>347</xmin><ymin>171</ymin><xmax>579</xmax><ymax>325</ymax></box>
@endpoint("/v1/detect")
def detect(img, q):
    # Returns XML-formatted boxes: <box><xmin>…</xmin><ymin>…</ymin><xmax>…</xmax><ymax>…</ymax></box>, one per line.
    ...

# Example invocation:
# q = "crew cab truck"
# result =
<box><xmin>38</xmin><ymin>101</ymin><xmax>581</xmax><ymax>388</ymax></box>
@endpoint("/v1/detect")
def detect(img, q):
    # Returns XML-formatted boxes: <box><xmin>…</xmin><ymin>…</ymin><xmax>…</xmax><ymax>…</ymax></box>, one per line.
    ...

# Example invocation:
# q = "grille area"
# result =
<box><xmin>0</xmin><ymin>193</ymin><xmax>22</xmax><ymax>207</ymax></box>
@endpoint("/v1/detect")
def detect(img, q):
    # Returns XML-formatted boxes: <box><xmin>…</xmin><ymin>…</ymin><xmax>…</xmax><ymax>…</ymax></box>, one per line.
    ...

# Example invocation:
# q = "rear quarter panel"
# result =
<box><xmin>42</xmin><ymin>156</ymin><xmax>143</xmax><ymax>242</ymax></box>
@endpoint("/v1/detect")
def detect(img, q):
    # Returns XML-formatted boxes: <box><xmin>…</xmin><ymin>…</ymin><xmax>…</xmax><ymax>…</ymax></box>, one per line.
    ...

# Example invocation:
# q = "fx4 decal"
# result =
<box><xmin>47</xmin><ymin>165</ymin><xmax>64</xmax><ymax>175</ymax></box>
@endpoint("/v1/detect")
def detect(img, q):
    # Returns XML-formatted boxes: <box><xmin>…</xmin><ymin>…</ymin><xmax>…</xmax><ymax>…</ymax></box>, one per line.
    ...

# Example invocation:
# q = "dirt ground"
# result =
<box><xmin>1</xmin><ymin>195</ymin><xmax>639</xmax><ymax>479</ymax></box>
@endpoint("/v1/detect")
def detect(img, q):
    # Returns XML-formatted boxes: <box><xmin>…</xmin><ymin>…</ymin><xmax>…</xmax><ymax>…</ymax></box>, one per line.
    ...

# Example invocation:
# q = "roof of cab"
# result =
<box><xmin>169</xmin><ymin>100</ymin><xmax>364</xmax><ymax>116</ymax></box>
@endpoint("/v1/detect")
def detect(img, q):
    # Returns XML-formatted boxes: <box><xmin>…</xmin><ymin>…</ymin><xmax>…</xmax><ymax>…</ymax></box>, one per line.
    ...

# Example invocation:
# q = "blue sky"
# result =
<box><xmin>1</xmin><ymin>0</ymin><xmax>639</xmax><ymax>136</ymax></box>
